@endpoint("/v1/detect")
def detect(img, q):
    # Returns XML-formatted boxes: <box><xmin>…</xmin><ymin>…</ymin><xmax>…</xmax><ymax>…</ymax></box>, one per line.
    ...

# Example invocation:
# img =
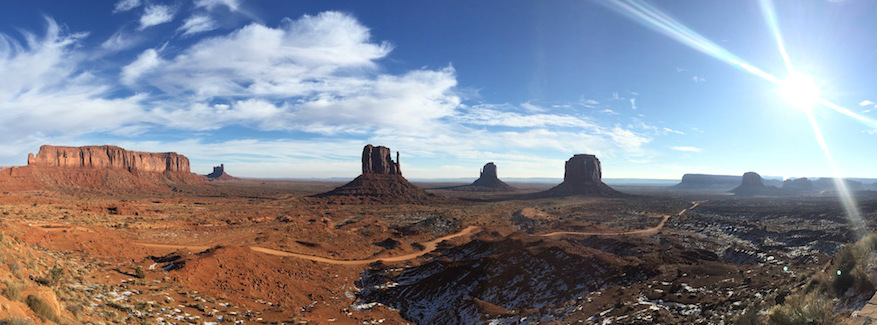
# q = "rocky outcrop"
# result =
<box><xmin>28</xmin><ymin>145</ymin><xmax>190</xmax><ymax>174</ymax></box>
<box><xmin>449</xmin><ymin>162</ymin><xmax>515</xmax><ymax>192</ymax></box>
<box><xmin>731</xmin><ymin>172</ymin><xmax>780</xmax><ymax>196</ymax></box>
<box><xmin>206</xmin><ymin>164</ymin><xmax>237</xmax><ymax>181</ymax></box>
<box><xmin>362</xmin><ymin>145</ymin><xmax>401</xmax><ymax>175</ymax></box>
<box><xmin>538</xmin><ymin>154</ymin><xmax>622</xmax><ymax>197</ymax></box>
<box><xmin>315</xmin><ymin>145</ymin><xmax>434</xmax><ymax>203</ymax></box>
<box><xmin>782</xmin><ymin>178</ymin><xmax>814</xmax><ymax>194</ymax></box>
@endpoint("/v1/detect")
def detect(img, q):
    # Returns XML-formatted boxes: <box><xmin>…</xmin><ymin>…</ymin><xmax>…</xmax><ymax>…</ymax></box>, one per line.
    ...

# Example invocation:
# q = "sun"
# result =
<box><xmin>779</xmin><ymin>73</ymin><xmax>821</xmax><ymax>110</ymax></box>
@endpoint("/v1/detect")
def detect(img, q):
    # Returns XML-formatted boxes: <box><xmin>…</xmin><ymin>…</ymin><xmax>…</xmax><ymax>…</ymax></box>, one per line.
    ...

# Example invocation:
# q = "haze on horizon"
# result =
<box><xmin>1</xmin><ymin>0</ymin><xmax>875</xmax><ymax>180</ymax></box>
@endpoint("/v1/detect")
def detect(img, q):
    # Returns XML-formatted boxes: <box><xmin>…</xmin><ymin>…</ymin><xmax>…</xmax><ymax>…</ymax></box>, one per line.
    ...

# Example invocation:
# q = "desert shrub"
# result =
<box><xmin>25</xmin><ymin>295</ymin><xmax>59</xmax><ymax>322</ymax></box>
<box><xmin>2</xmin><ymin>280</ymin><xmax>24</xmax><ymax>301</ymax></box>
<box><xmin>34</xmin><ymin>266</ymin><xmax>64</xmax><ymax>287</ymax></box>
<box><xmin>134</xmin><ymin>266</ymin><xmax>145</xmax><ymax>279</ymax></box>
<box><xmin>0</xmin><ymin>317</ymin><xmax>36</xmax><ymax>325</ymax></box>
<box><xmin>766</xmin><ymin>292</ymin><xmax>840</xmax><ymax>325</ymax></box>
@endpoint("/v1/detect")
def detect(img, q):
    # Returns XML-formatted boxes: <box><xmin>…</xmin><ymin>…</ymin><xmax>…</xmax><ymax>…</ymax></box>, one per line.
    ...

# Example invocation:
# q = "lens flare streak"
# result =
<box><xmin>605</xmin><ymin>0</ymin><xmax>873</xmax><ymax>231</ymax></box>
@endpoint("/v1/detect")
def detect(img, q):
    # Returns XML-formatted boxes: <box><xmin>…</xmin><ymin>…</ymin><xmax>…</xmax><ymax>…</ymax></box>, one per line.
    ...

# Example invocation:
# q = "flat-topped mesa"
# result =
<box><xmin>564</xmin><ymin>154</ymin><xmax>601</xmax><ymax>182</ymax></box>
<box><xmin>538</xmin><ymin>154</ymin><xmax>621</xmax><ymax>197</ymax></box>
<box><xmin>362</xmin><ymin>144</ymin><xmax>401</xmax><ymax>175</ymax></box>
<box><xmin>27</xmin><ymin>145</ymin><xmax>190</xmax><ymax>174</ymax></box>
<box><xmin>731</xmin><ymin>171</ymin><xmax>780</xmax><ymax>196</ymax></box>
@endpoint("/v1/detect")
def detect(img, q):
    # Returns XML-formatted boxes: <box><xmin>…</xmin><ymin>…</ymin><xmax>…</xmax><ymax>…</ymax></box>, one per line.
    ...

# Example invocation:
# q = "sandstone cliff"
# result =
<box><xmin>0</xmin><ymin>145</ymin><xmax>204</xmax><ymax>193</ymax></box>
<box><xmin>28</xmin><ymin>145</ymin><xmax>190</xmax><ymax>174</ymax></box>
<box><xmin>539</xmin><ymin>154</ymin><xmax>622</xmax><ymax>197</ymax></box>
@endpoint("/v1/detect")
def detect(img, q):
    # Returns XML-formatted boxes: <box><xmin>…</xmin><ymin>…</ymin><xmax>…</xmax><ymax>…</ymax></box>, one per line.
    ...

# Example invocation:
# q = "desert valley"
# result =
<box><xmin>0</xmin><ymin>144</ymin><xmax>874</xmax><ymax>325</ymax></box>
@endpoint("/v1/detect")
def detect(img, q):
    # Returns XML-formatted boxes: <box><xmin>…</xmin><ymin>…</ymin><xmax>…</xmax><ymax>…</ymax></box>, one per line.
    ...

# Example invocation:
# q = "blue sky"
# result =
<box><xmin>1</xmin><ymin>0</ymin><xmax>875</xmax><ymax>179</ymax></box>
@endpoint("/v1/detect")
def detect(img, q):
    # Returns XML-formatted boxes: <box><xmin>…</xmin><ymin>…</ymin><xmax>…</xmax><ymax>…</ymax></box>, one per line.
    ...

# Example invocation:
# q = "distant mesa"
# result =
<box><xmin>537</xmin><ymin>154</ymin><xmax>622</xmax><ymax>197</ymax></box>
<box><xmin>314</xmin><ymin>144</ymin><xmax>434</xmax><ymax>203</ymax></box>
<box><xmin>731</xmin><ymin>172</ymin><xmax>781</xmax><ymax>196</ymax></box>
<box><xmin>781</xmin><ymin>177</ymin><xmax>814</xmax><ymax>194</ymax></box>
<box><xmin>448</xmin><ymin>162</ymin><xmax>515</xmax><ymax>192</ymax></box>
<box><xmin>206</xmin><ymin>164</ymin><xmax>237</xmax><ymax>181</ymax></box>
<box><xmin>674</xmin><ymin>173</ymin><xmax>783</xmax><ymax>191</ymax></box>
<box><xmin>0</xmin><ymin>144</ymin><xmax>203</xmax><ymax>192</ymax></box>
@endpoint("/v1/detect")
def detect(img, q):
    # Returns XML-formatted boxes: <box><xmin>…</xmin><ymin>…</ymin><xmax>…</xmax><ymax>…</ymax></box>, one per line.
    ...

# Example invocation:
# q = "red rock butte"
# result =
<box><xmin>538</xmin><ymin>154</ymin><xmax>622</xmax><ymax>197</ymax></box>
<box><xmin>28</xmin><ymin>145</ymin><xmax>190</xmax><ymax>174</ymax></box>
<box><xmin>315</xmin><ymin>144</ymin><xmax>434</xmax><ymax>203</ymax></box>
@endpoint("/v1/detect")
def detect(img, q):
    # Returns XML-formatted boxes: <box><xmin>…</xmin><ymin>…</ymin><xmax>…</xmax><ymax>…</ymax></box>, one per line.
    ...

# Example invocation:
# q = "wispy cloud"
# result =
<box><xmin>692</xmin><ymin>75</ymin><xmax>706</xmax><ymax>83</ymax></box>
<box><xmin>113</xmin><ymin>0</ymin><xmax>141</xmax><ymax>13</ymax></box>
<box><xmin>629</xmin><ymin>98</ymin><xmax>637</xmax><ymax>110</ymax></box>
<box><xmin>601</xmin><ymin>109</ymin><xmax>619</xmax><ymax>115</ymax></box>
<box><xmin>663</xmin><ymin>127</ymin><xmax>684</xmax><ymax>135</ymax></box>
<box><xmin>178</xmin><ymin>15</ymin><xmax>219</xmax><ymax>36</ymax></box>
<box><xmin>859</xmin><ymin>100</ymin><xmax>875</xmax><ymax>107</ymax></box>
<box><xmin>671</xmin><ymin>146</ymin><xmax>701</xmax><ymax>152</ymax></box>
<box><xmin>0</xmin><ymin>18</ymin><xmax>146</xmax><ymax>158</ymax></box>
<box><xmin>194</xmin><ymin>0</ymin><xmax>241</xmax><ymax>11</ymax></box>
<box><xmin>139</xmin><ymin>5</ymin><xmax>175</xmax><ymax>30</ymax></box>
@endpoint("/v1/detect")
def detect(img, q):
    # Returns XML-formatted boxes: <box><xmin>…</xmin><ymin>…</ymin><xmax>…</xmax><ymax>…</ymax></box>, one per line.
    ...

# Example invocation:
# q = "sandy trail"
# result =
<box><xmin>134</xmin><ymin>226</ymin><xmax>480</xmax><ymax>266</ymax></box>
<box><xmin>131</xmin><ymin>202</ymin><xmax>702</xmax><ymax>265</ymax></box>
<box><xmin>250</xmin><ymin>226</ymin><xmax>479</xmax><ymax>265</ymax></box>
<box><xmin>538</xmin><ymin>201</ymin><xmax>702</xmax><ymax>237</ymax></box>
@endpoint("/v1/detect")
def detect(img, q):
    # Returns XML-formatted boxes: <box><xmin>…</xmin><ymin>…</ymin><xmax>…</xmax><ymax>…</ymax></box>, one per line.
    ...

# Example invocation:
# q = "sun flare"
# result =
<box><xmin>780</xmin><ymin>73</ymin><xmax>821</xmax><ymax>110</ymax></box>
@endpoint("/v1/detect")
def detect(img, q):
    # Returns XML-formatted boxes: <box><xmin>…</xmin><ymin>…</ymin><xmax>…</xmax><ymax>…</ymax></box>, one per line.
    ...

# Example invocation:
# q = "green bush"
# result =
<box><xmin>767</xmin><ymin>292</ymin><xmax>840</xmax><ymax>325</ymax></box>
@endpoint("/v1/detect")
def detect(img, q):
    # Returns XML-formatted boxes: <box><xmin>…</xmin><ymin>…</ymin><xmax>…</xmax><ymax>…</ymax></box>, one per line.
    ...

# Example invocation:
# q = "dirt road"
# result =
<box><xmin>134</xmin><ymin>226</ymin><xmax>480</xmax><ymax>266</ymax></box>
<box><xmin>132</xmin><ymin>202</ymin><xmax>701</xmax><ymax>265</ymax></box>
<box><xmin>538</xmin><ymin>201</ymin><xmax>702</xmax><ymax>237</ymax></box>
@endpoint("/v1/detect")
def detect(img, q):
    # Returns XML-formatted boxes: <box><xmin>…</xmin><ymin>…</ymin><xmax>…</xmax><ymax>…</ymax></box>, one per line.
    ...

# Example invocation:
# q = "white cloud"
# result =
<box><xmin>113</xmin><ymin>0</ymin><xmax>141</xmax><ymax>13</ymax></box>
<box><xmin>121</xmin><ymin>49</ymin><xmax>162</xmax><ymax>85</ymax></box>
<box><xmin>579</xmin><ymin>98</ymin><xmax>600</xmax><ymax>108</ymax></box>
<box><xmin>0</xmin><ymin>18</ymin><xmax>146</xmax><ymax>161</ymax></box>
<box><xmin>692</xmin><ymin>75</ymin><xmax>706</xmax><ymax>83</ymax></box>
<box><xmin>671</xmin><ymin>146</ymin><xmax>701</xmax><ymax>152</ymax></box>
<box><xmin>194</xmin><ymin>0</ymin><xmax>241</xmax><ymax>11</ymax></box>
<box><xmin>601</xmin><ymin>109</ymin><xmax>619</xmax><ymax>115</ymax></box>
<box><xmin>662</xmin><ymin>127</ymin><xmax>684</xmax><ymax>135</ymax></box>
<box><xmin>629</xmin><ymin>98</ymin><xmax>637</xmax><ymax>110</ymax></box>
<box><xmin>139</xmin><ymin>5</ymin><xmax>175</xmax><ymax>30</ymax></box>
<box><xmin>0</xmin><ymin>12</ymin><xmax>663</xmax><ymax>176</ymax></box>
<box><xmin>521</xmin><ymin>101</ymin><xmax>548</xmax><ymax>113</ymax></box>
<box><xmin>101</xmin><ymin>29</ymin><xmax>141</xmax><ymax>52</ymax></box>
<box><xmin>178</xmin><ymin>15</ymin><xmax>219</xmax><ymax>36</ymax></box>
<box><xmin>859</xmin><ymin>100</ymin><xmax>875</xmax><ymax>107</ymax></box>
